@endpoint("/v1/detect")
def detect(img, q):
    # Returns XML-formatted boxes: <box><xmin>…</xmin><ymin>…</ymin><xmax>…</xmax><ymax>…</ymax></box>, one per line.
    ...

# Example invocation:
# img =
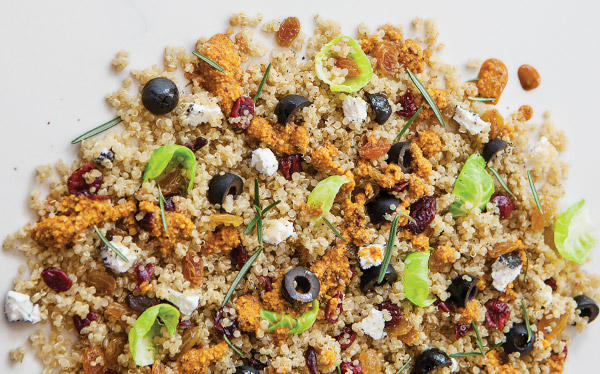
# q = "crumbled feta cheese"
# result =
<box><xmin>157</xmin><ymin>289</ymin><xmax>200</xmax><ymax>316</ymax></box>
<box><xmin>5</xmin><ymin>291</ymin><xmax>41</xmax><ymax>323</ymax></box>
<box><xmin>491</xmin><ymin>252</ymin><xmax>522</xmax><ymax>292</ymax></box>
<box><xmin>453</xmin><ymin>106</ymin><xmax>490</xmax><ymax>135</ymax></box>
<box><xmin>100</xmin><ymin>241</ymin><xmax>137</xmax><ymax>273</ymax></box>
<box><xmin>250</xmin><ymin>148</ymin><xmax>278</xmax><ymax>177</ymax></box>
<box><xmin>355</xmin><ymin>308</ymin><xmax>386</xmax><ymax>340</ymax></box>
<box><xmin>262</xmin><ymin>219</ymin><xmax>295</xmax><ymax>245</ymax></box>
<box><xmin>449</xmin><ymin>358</ymin><xmax>459</xmax><ymax>372</ymax></box>
<box><xmin>358</xmin><ymin>244</ymin><xmax>384</xmax><ymax>270</ymax></box>
<box><xmin>180</xmin><ymin>102</ymin><xmax>222</xmax><ymax>127</ymax></box>
<box><xmin>342</xmin><ymin>96</ymin><xmax>368</xmax><ymax>123</ymax></box>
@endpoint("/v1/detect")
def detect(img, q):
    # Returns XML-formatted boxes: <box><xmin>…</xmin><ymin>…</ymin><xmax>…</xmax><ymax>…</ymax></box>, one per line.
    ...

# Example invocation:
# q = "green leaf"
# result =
<box><xmin>449</xmin><ymin>154</ymin><xmax>494</xmax><ymax>217</ymax></box>
<box><xmin>403</xmin><ymin>251</ymin><xmax>435</xmax><ymax>307</ymax></box>
<box><xmin>128</xmin><ymin>304</ymin><xmax>180</xmax><ymax>366</ymax></box>
<box><xmin>554</xmin><ymin>199</ymin><xmax>597</xmax><ymax>264</ymax></box>
<box><xmin>142</xmin><ymin>145</ymin><xmax>197</xmax><ymax>194</ymax></box>
<box><xmin>192</xmin><ymin>50</ymin><xmax>226</xmax><ymax>73</ymax></box>
<box><xmin>307</xmin><ymin>175</ymin><xmax>348</xmax><ymax>222</ymax></box>
<box><xmin>406</xmin><ymin>68</ymin><xmax>445</xmax><ymax>127</ymax></box>
<box><xmin>71</xmin><ymin>116</ymin><xmax>122</xmax><ymax>144</ymax></box>
<box><xmin>315</xmin><ymin>36</ymin><xmax>373</xmax><ymax>93</ymax></box>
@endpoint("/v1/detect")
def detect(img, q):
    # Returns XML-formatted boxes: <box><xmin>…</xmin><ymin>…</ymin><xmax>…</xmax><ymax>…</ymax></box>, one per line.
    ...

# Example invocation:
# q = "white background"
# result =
<box><xmin>1</xmin><ymin>0</ymin><xmax>599</xmax><ymax>372</ymax></box>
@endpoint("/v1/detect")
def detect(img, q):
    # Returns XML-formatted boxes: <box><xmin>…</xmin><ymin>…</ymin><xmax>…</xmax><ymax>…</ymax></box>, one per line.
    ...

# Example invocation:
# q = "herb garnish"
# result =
<box><xmin>71</xmin><ymin>116</ymin><xmax>122</xmax><ymax>144</ymax></box>
<box><xmin>337</xmin><ymin>364</ymin><xmax>342</xmax><ymax>374</ymax></box>
<box><xmin>253</xmin><ymin>62</ymin><xmax>272</xmax><ymax>103</ymax></box>
<box><xmin>192</xmin><ymin>50</ymin><xmax>226</xmax><ymax>73</ymax></box>
<box><xmin>396</xmin><ymin>357</ymin><xmax>412</xmax><ymax>373</ymax></box>
<box><xmin>378</xmin><ymin>215</ymin><xmax>400</xmax><ymax>284</ymax></box>
<box><xmin>465</xmin><ymin>77</ymin><xmax>480</xmax><ymax>83</ymax></box>
<box><xmin>158</xmin><ymin>187</ymin><xmax>168</xmax><ymax>234</ymax></box>
<box><xmin>527</xmin><ymin>170</ymin><xmax>543</xmax><ymax>214</ymax></box>
<box><xmin>449</xmin><ymin>322</ymin><xmax>503</xmax><ymax>358</ymax></box>
<box><xmin>322</xmin><ymin>217</ymin><xmax>347</xmax><ymax>242</ymax></box>
<box><xmin>393</xmin><ymin>107</ymin><xmax>423</xmax><ymax>143</ymax></box>
<box><xmin>406</xmin><ymin>69</ymin><xmax>445</xmax><ymax>127</ymax></box>
<box><xmin>487</xmin><ymin>166</ymin><xmax>517</xmax><ymax>200</ymax></box>
<box><xmin>223</xmin><ymin>334</ymin><xmax>244</xmax><ymax>357</ymax></box>
<box><xmin>521</xmin><ymin>300</ymin><xmax>533</xmax><ymax>343</ymax></box>
<box><xmin>93</xmin><ymin>225</ymin><xmax>129</xmax><ymax>262</ymax></box>
<box><xmin>223</xmin><ymin>179</ymin><xmax>279</xmax><ymax>307</ymax></box>
<box><xmin>468</xmin><ymin>96</ymin><xmax>496</xmax><ymax>102</ymax></box>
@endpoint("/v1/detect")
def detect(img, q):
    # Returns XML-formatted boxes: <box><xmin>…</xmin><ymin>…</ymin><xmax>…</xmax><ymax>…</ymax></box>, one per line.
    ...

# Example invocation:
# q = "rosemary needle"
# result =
<box><xmin>192</xmin><ymin>50</ymin><xmax>226</xmax><ymax>73</ymax></box>
<box><xmin>71</xmin><ymin>116</ymin><xmax>122</xmax><ymax>144</ymax></box>
<box><xmin>527</xmin><ymin>170</ymin><xmax>543</xmax><ymax>214</ymax></box>
<box><xmin>393</xmin><ymin>107</ymin><xmax>423</xmax><ymax>143</ymax></box>
<box><xmin>158</xmin><ymin>187</ymin><xmax>168</xmax><ymax>234</ymax></box>
<box><xmin>378</xmin><ymin>215</ymin><xmax>400</xmax><ymax>284</ymax></box>
<box><xmin>253</xmin><ymin>62</ymin><xmax>272</xmax><ymax>102</ymax></box>
<box><xmin>406</xmin><ymin>68</ymin><xmax>445</xmax><ymax>127</ymax></box>
<box><xmin>94</xmin><ymin>225</ymin><xmax>129</xmax><ymax>262</ymax></box>
<box><xmin>322</xmin><ymin>217</ymin><xmax>347</xmax><ymax>242</ymax></box>
<box><xmin>468</xmin><ymin>96</ymin><xmax>496</xmax><ymax>102</ymax></box>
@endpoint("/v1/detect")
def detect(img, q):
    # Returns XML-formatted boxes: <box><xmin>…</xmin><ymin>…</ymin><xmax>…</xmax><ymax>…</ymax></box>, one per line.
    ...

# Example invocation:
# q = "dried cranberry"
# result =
<box><xmin>490</xmin><ymin>192</ymin><xmax>515</xmax><ymax>220</ymax></box>
<box><xmin>383</xmin><ymin>181</ymin><xmax>409</xmax><ymax>193</ymax></box>
<box><xmin>184</xmin><ymin>137</ymin><xmax>208</xmax><ymax>152</ymax></box>
<box><xmin>163</xmin><ymin>195</ymin><xmax>176</xmax><ymax>212</ymax></box>
<box><xmin>279</xmin><ymin>154</ymin><xmax>303</xmax><ymax>180</ymax></box>
<box><xmin>230</xmin><ymin>96</ymin><xmax>255</xmax><ymax>129</ymax></box>
<box><xmin>304</xmin><ymin>346</ymin><xmax>318</xmax><ymax>374</ymax></box>
<box><xmin>377</xmin><ymin>301</ymin><xmax>402</xmax><ymax>328</ymax></box>
<box><xmin>214</xmin><ymin>307</ymin><xmax>237</xmax><ymax>338</ymax></box>
<box><xmin>137</xmin><ymin>212</ymin><xmax>156</xmax><ymax>231</ymax></box>
<box><xmin>340</xmin><ymin>361</ymin><xmax>362</xmax><ymax>374</ymax></box>
<box><xmin>544</xmin><ymin>277</ymin><xmax>558</xmax><ymax>292</ymax></box>
<box><xmin>406</xmin><ymin>195</ymin><xmax>436</xmax><ymax>234</ymax></box>
<box><xmin>73</xmin><ymin>311</ymin><xmax>99</xmax><ymax>333</ymax></box>
<box><xmin>325</xmin><ymin>292</ymin><xmax>344</xmax><ymax>323</ymax></box>
<box><xmin>230</xmin><ymin>245</ymin><xmax>249</xmax><ymax>270</ymax></box>
<box><xmin>178</xmin><ymin>319</ymin><xmax>192</xmax><ymax>329</ymax></box>
<box><xmin>397</xmin><ymin>90</ymin><xmax>418</xmax><ymax>118</ymax></box>
<box><xmin>257</xmin><ymin>276</ymin><xmax>273</xmax><ymax>292</ymax></box>
<box><xmin>434</xmin><ymin>299</ymin><xmax>453</xmax><ymax>313</ymax></box>
<box><xmin>245</xmin><ymin>350</ymin><xmax>267</xmax><ymax>370</ymax></box>
<box><xmin>125</xmin><ymin>294</ymin><xmax>160</xmax><ymax>313</ymax></box>
<box><xmin>335</xmin><ymin>326</ymin><xmax>357</xmax><ymax>350</ymax></box>
<box><xmin>485</xmin><ymin>298</ymin><xmax>511</xmax><ymax>330</ymax></box>
<box><xmin>134</xmin><ymin>263</ymin><xmax>155</xmax><ymax>285</ymax></box>
<box><xmin>67</xmin><ymin>162</ymin><xmax>104</xmax><ymax>198</ymax></box>
<box><xmin>41</xmin><ymin>267</ymin><xmax>73</xmax><ymax>292</ymax></box>
<box><xmin>455</xmin><ymin>323</ymin><xmax>472</xmax><ymax>339</ymax></box>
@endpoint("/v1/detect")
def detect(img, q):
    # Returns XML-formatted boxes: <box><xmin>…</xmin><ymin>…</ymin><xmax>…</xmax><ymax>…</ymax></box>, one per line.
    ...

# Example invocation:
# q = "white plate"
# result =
<box><xmin>1</xmin><ymin>0</ymin><xmax>598</xmax><ymax>372</ymax></box>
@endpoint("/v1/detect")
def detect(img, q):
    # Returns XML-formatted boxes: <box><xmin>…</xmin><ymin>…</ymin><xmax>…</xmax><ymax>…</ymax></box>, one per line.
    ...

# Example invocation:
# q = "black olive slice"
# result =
<box><xmin>448</xmin><ymin>275</ymin><xmax>479</xmax><ymax>308</ymax></box>
<box><xmin>482</xmin><ymin>139</ymin><xmax>508</xmax><ymax>163</ymax></box>
<box><xmin>574</xmin><ymin>294</ymin><xmax>599</xmax><ymax>323</ymax></box>
<box><xmin>360</xmin><ymin>263</ymin><xmax>398</xmax><ymax>293</ymax></box>
<box><xmin>503</xmin><ymin>322</ymin><xmax>535</xmax><ymax>356</ymax></box>
<box><xmin>141</xmin><ymin>77</ymin><xmax>179</xmax><ymax>115</ymax></box>
<box><xmin>274</xmin><ymin>94</ymin><xmax>312</xmax><ymax>124</ymax></box>
<box><xmin>366</xmin><ymin>194</ymin><xmax>400</xmax><ymax>225</ymax></box>
<box><xmin>282</xmin><ymin>267</ymin><xmax>320</xmax><ymax>303</ymax></box>
<box><xmin>235</xmin><ymin>366</ymin><xmax>260</xmax><ymax>374</ymax></box>
<box><xmin>207</xmin><ymin>173</ymin><xmax>244</xmax><ymax>204</ymax></box>
<box><xmin>387</xmin><ymin>142</ymin><xmax>412</xmax><ymax>173</ymax></box>
<box><xmin>365</xmin><ymin>92</ymin><xmax>392</xmax><ymax>124</ymax></box>
<box><xmin>412</xmin><ymin>348</ymin><xmax>452</xmax><ymax>374</ymax></box>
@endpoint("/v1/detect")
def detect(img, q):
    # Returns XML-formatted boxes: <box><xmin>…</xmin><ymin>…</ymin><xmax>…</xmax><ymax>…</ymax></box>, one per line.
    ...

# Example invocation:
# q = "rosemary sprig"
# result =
<box><xmin>406</xmin><ymin>68</ymin><xmax>445</xmax><ymax>127</ymax></box>
<box><xmin>378</xmin><ymin>215</ymin><xmax>400</xmax><ymax>284</ymax></box>
<box><xmin>93</xmin><ymin>225</ymin><xmax>129</xmax><ymax>262</ymax></box>
<box><xmin>253</xmin><ymin>62</ymin><xmax>272</xmax><ymax>103</ymax></box>
<box><xmin>485</xmin><ymin>341</ymin><xmax>505</xmax><ymax>354</ymax></box>
<box><xmin>322</xmin><ymin>217</ymin><xmax>347</xmax><ymax>242</ymax></box>
<box><xmin>396</xmin><ymin>357</ymin><xmax>412</xmax><ymax>374</ymax></box>
<box><xmin>449</xmin><ymin>351</ymin><xmax>482</xmax><ymax>358</ymax></box>
<box><xmin>158</xmin><ymin>187</ymin><xmax>168</xmax><ymax>234</ymax></box>
<box><xmin>521</xmin><ymin>300</ymin><xmax>533</xmax><ymax>343</ymax></box>
<box><xmin>393</xmin><ymin>107</ymin><xmax>423</xmax><ymax>143</ymax></box>
<box><xmin>487</xmin><ymin>166</ymin><xmax>517</xmax><ymax>200</ymax></box>
<box><xmin>465</xmin><ymin>77</ymin><xmax>480</xmax><ymax>82</ymax></box>
<box><xmin>468</xmin><ymin>96</ymin><xmax>496</xmax><ymax>102</ymax></box>
<box><xmin>222</xmin><ymin>246</ymin><xmax>264</xmax><ymax>307</ymax></box>
<box><xmin>527</xmin><ymin>170</ymin><xmax>543</xmax><ymax>214</ymax></box>
<box><xmin>449</xmin><ymin>323</ymin><xmax>503</xmax><ymax>358</ymax></box>
<box><xmin>223</xmin><ymin>334</ymin><xmax>244</xmax><ymax>357</ymax></box>
<box><xmin>473</xmin><ymin>321</ymin><xmax>485</xmax><ymax>354</ymax></box>
<box><xmin>192</xmin><ymin>50</ymin><xmax>226</xmax><ymax>73</ymax></box>
<box><xmin>337</xmin><ymin>364</ymin><xmax>342</xmax><ymax>374</ymax></box>
<box><xmin>71</xmin><ymin>116</ymin><xmax>122</xmax><ymax>144</ymax></box>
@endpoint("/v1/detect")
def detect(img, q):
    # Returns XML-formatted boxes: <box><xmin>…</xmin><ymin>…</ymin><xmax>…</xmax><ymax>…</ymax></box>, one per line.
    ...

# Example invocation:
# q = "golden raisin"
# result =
<box><xmin>87</xmin><ymin>271</ymin><xmax>116</xmax><ymax>295</ymax></box>
<box><xmin>358</xmin><ymin>135</ymin><xmax>390</xmax><ymax>160</ymax></box>
<box><xmin>374</xmin><ymin>41</ymin><xmax>399</xmax><ymax>75</ymax></box>
<box><xmin>482</xmin><ymin>109</ymin><xmax>513</xmax><ymax>140</ymax></box>
<box><xmin>276</xmin><ymin>17</ymin><xmax>300</xmax><ymax>47</ymax></box>
<box><xmin>179</xmin><ymin>326</ymin><xmax>203</xmax><ymax>356</ymax></box>
<box><xmin>182</xmin><ymin>251</ymin><xmax>204</xmax><ymax>286</ymax></box>
<box><xmin>489</xmin><ymin>241</ymin><xmax>525</xmax><ymax>258</ymax></box>
<box><xmin>104</xmin><ymin>334</ymin><xmax>126</xmax><ymax>365</ymax></box>
<box><xmin>208</xmin><ymin>214</ymin><xmax>244</xmax><ymax>227</ymax></box>
<box><xmin>518</xmin><ymin>64</ymin><xmax>541</xmax><ymax>91</ymax></box>
<box><xmin>335</xmin><ymin>57</ymin><xmax>361</xmax><ymax>77</ymax></box>
<box><xmin>104</xmin><ymin>302</ymin><xmax>129</xmax><ymax>324</ymax></box>
<box><xmin>358</xmin><ymin>349</ymin><xmax>383</xmax><ymax>374</ymax></box>
<box><xmin>477</xmin><ymin>58</ymin><xmax>508</xmax><ymax>105</ymax></box>
<box><xmin>82</xmin><ymin>346</ymin><xmax>106</xmax><ymax>374</ymax></box>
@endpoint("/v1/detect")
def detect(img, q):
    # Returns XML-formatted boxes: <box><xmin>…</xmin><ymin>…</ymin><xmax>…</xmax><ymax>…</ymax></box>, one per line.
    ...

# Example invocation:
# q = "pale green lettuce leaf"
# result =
<box><xmin>449</xmin><ymin>154</ymin><xmax>494</xmax><ymax>217</ymax></box>
<box><xmin>306</xmin><ymin>175</ymin><xmax>348</xmax><ymax>222</ymax></box>
<box><xmin>128</xmin><ymin>304</ymin><xmax>180</xmax><ymax>366</ymax></box>
<box><xmin>315</xmin><ymin>36</ymin><xmax>373</xmax><ymax>93</ymax></box>
<box><xmin>403</xmin><ymin>251</ymin><xmax>435</xmax><ymax>307</ymax></box>
<box><xmin>554</xmin><ymin>199</ymin><xmax>597</xmax><ymax>264</ymax></box>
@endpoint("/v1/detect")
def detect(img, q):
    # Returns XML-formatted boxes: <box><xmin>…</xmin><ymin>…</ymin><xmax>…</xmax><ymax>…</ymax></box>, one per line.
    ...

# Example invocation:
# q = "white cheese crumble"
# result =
<box><xmin>355</xmin><ymin>308</ymin><xmax>386</xmax><ymax>340</ymax></box>
<box><xmin>157</xmin><ymin>288</ymin><xmax>200</xmax><ymax>316</ymax></box>
<box><xmin>342</xmin><ymin>96</ymin><xmax>368</xmax><ymax>123</ymax></box>
<box><xmin>491</xmin><ymin>254</ymin><xmax>522</xmax><ymax>292</ymax></box>
<box><xmin>453</xmin><ymin>106</ymin><xmax>490</xmax><ymax>135</ymax></box>
<box><xmin>100</xmin><ymin>241</ymin><xmax>137</xmax><ymax>273</ymax></box>
<box><xmin>5</xmin><ymin>291</ymin><xmax>41</xmax><ymax>323</ymax></box>
<box><xmin>180</xmin><ymin>102</ymin><xmax>222</xmax><ymax>127</ymax></box>
<box><xmin>250</xmin><ymin>148</ymin><xmax>278</xmax><ymax>177</ymax></box>
<box><xmin>449</xmin><ymin>358</ymin><xmax>459</xmax><ymax>372</ymax></box>
<box><xmin>357</xmin><ymin>244</ymin><xmax>385</xmax><ymax>270</ymax></box>
<box><xmin>262</xmin><ymin>219</ymin><xmax>295</xmax><ymax>245</ymax></box>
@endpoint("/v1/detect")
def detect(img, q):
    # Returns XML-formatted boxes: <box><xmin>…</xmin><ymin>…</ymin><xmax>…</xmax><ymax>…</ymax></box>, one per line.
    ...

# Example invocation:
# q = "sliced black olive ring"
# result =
<box><xmin>282</xmin><ymin>267</ymin><xmax>320</xmax><ymax>303</ymax></box>
<box><xmin>412</xmin><ymin>348</ymin><xmax>452</xmax><ymax>374</ymax></box>
<box><xmin>366</xmin><ymin>194</ymin><xmax>400</xmax><ymax>225</ymax></box>
<box><xmin>274</xmin><ymin>94</ymin><xmax>312</xmax><ymax>124</ymax></box>
<box><xmin>207</xmin><ymin>173</ymin><xmax>244</xmax><ymax>205</ymax></box>
<box><xmin>387</xmin><ymin>141</ymin><xmax>413</xmax><ymax>173</ymax></box>
<box><xmin>360</xmin><ymin>263</ymin><xmax>398</xmax><ymax>293</ymax></box>
<box><xmin>482</xmin><ymin>138</ymin><xmax>509</xmax><ymax>163</ymax></box>
<box><xmin>503</xmin><ymin>322</ymin><xmax>535</xmax><ymax>356</ymax></box>
<box><xmin>235</xmin><ymin>366</ymin><xmax>260</xmax><ymax>374</ymax></box>
<box><xmin>574</xmin><ymin>294</ymin><xmax>599</xmax><ymax>323</ymax></box>
<box><xmin>448</xmin><ymin>275</ymin><xmax>479</xmax><ymax>308</ymax></box>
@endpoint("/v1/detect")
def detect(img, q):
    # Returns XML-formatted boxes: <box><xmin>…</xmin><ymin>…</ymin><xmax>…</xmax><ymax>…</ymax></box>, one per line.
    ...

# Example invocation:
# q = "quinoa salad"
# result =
<box><xmin>3</xmin><ymin>13</ymin><xmax>599</xmax><ymax>374</ymax></box>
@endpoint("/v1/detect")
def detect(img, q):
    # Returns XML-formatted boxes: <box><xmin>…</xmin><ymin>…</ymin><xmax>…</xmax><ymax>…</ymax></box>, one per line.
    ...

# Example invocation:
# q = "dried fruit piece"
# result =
<box><xmin>377</xmin><ymin>301</ymin><xmax>402</xmax><ymax>328</ymax></box>
<box><xmin>485</xmin><ymin>298</ymin><xmax>511</xmax><ymax>330</ymax></box>
<box><xmin>82</xmin><ymin>346</ymin><xmax>106</xmax><ymax>374</ymax></box>
<box><xmin>104</xmin><ymin>334</ymin><xmax>126</xmax><ymax>365</ymax></box>
<box><xmin>325</xmin><ymin>292</ymin><xmax>344</xmax><ymax>323</ymax></box>
<box><xmin>544</xmin><ymin>277</ymin><xmax>558</xmax><ymax>292</ymax></box>
<box><xmin>490</xmin><ymin>192</ymin><xmax>515</xmax><ymax>220</ymax></box>
<box><xmin>104</xmin><ymin>302</ymin><xmax>129</xmax><ymax>324</ymax></box>
<box><xmin>340</xmin><ymin>361</ymin><xmax>362</xmax><ymax>374</ymax></box>
<box><xmin>434</xmin><ymin>299</ymin><xmax>452</xmax><ymax>313</ymax></box>
<box><xmin>125</xmin><ymin>294</ymin><xmax>160</xmax><ymax>313</ymax></box>
<box><xmin>358</xmin><ymin>136</ymin><xmax>390</xmax><ymax>161</ymax></box>
<box><xmin>335</xmin><ymin>57</ymin><xmax>361</xmax><ymax>77</ymax></box>
<box><xmin>41</xmin><ymin>268</ymin><xmax>73</xmax><ymax>293</ymax></box>
<box><xmin>87</xmin><ymin>270</ymin><xmax>116</xmax><ymax>295</ymax></box>
<box><xmin>184</xmin><ymin>137</ymin><xmax>208</xmax><ymax>152</ymax></box>
<box><xmin>488</xmin><ymin>241</ymin><xmax>524</xmax><ymax>258</ymax></box>
<box><xmin>276</xmin><ymin>17</ymin><xmax>301</xmax><ymax>47</ymax></box>
<box><xmin>208</xmin><ymin>214</ymin><xmax>244</xmax><ymax>227</ymax></box>
<box><xmin>455</xmin><ymin>323</ymin><xmax>472</xmax><ymax>339</ymax></box>
<box><xmin>374</xmin><ymin>41</ymin><xmax>399</xmax><ymax>75</ymax></box>
<box><xmin>335</xmin><ymin>326</ymin><xmax>357</xmax><ymax>350</ymax></box>
<box><xmin>406</xmin><ymin>195</ymin><xmax>436</xmax><ymax>234</ymax></box>
<box><xmin>179</xmin><ymin>326</ymin><xmax>202</xmax><ymax>356</ymax></box>
<box><xmin>134</xmin><ymin>263</ymin><xmax>155</xmax><ymax>285</ymax></box>
<box><xmin>304</xmin><ymin>346</ymin><xmax>318</xmax><ymax>374</ymax></box>
<box><xmin>214</xmin><ymin>306</ymin><xmax>237</xmax><ymax>338</ymax></box>
<box><xmin>257</xmin><ymin>275</ymin><xmax>273</xmax><ymax>292</ymax></box>
<box><xmin>279</xmin><ymin>154</ymin><xmax>303</xmax><ymax>180</ymax></box>
<box><xmin>67</xmin><ymin>162</ymin><xmax>106</xmax><ymax>199</ymax></box>
<box><xmin>182</xmin><ymin>251</ymin><xmax>203</xmax><ymax>286</ymax></box>
<box><xmin>74</xmin><ymin>311</ymin><xmax>99</xmax><ymax>333</ymax></box>
<box><xmin>358</xmin><ymin>348</ymin><xmax>381</xmax><ymax>374</ymax></box>
<box><xmin>230</xmin><ymin>245</ymin><xmax>249</xmax><ymax>270</ymax></box>
<box><xmin>397</xmin><ymin>90</ymin><xmax>418</xmax><ymax>118</ymax></box>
